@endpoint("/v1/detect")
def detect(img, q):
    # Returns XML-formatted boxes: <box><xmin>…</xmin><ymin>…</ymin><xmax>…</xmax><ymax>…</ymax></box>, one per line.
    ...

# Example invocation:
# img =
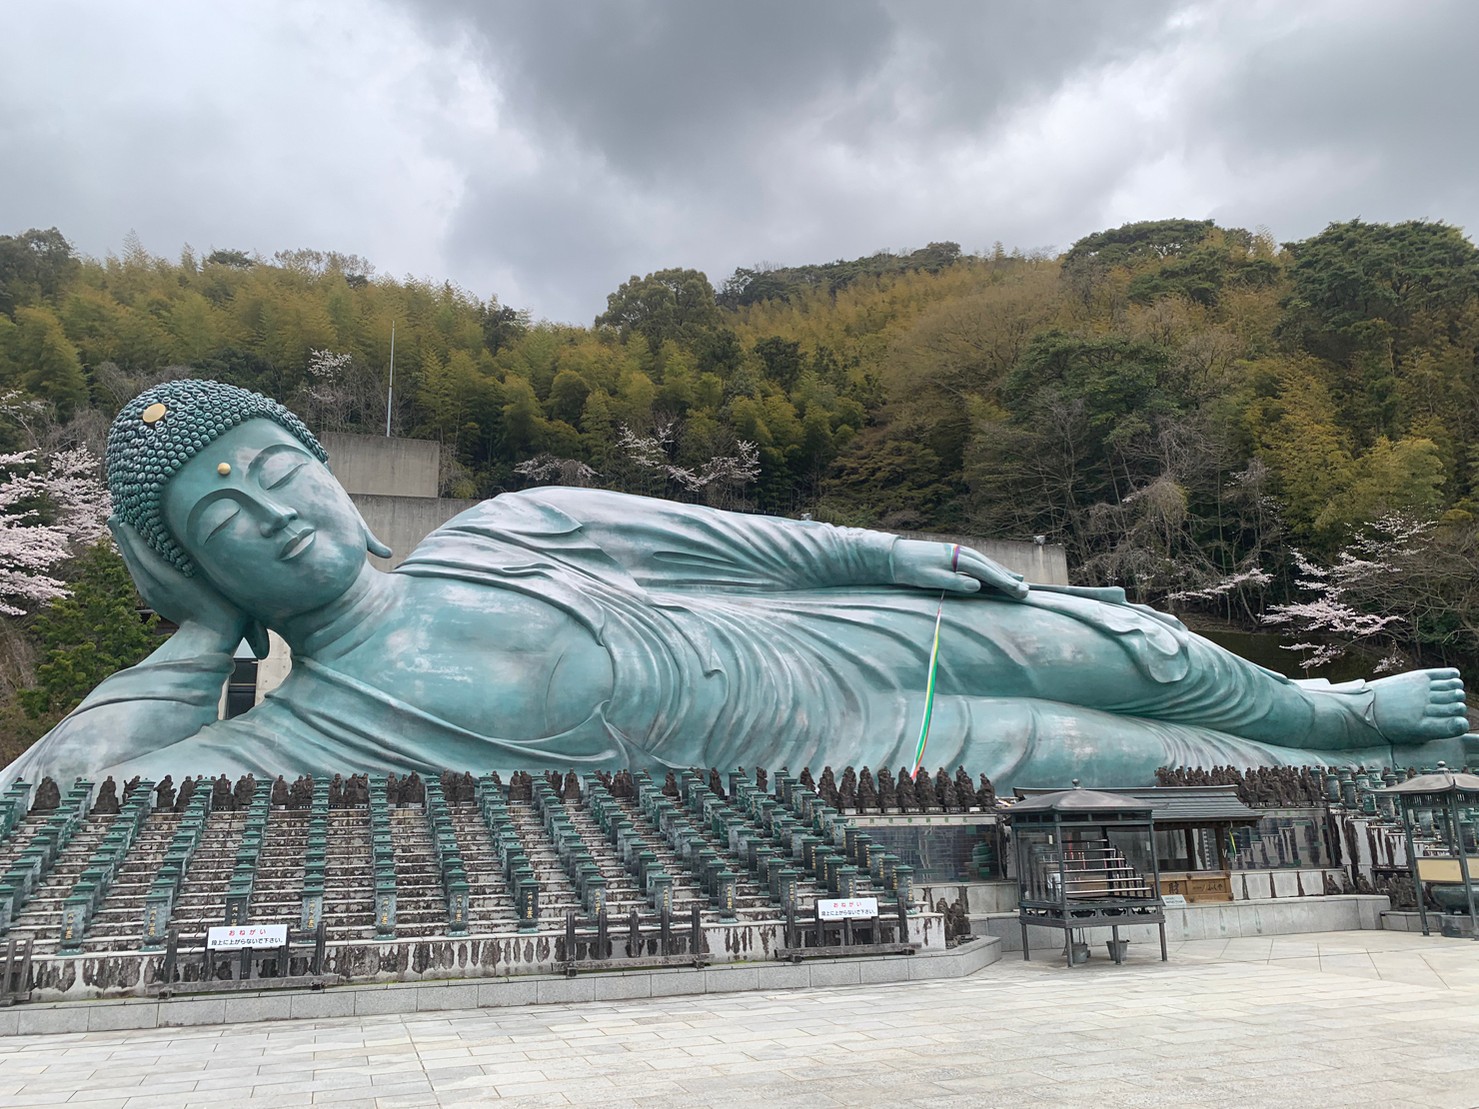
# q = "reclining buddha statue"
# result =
<box><xmin>2</xmin><ymin>380</ymin><xmax>1471</xmax><ymax>788</ymax></box>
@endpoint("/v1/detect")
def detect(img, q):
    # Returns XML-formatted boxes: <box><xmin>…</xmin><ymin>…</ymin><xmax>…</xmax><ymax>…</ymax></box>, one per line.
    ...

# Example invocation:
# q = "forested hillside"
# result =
<box><xmin>1</xmin><ymin>216</ymin><xmax>1478</xmax><ymax>738</ymax></box>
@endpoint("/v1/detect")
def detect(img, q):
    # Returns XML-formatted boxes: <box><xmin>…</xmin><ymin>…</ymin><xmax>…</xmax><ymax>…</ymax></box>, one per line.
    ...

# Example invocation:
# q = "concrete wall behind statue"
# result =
<box><xmin>321</xmin><ymin>432</ymin><xmax>440</xmax><ymax>499</ymax></box>
<box><xmin>898</xmin><ymin>530</ymin><xmax>1069</xmax><ymax>586</ymax></box>
<box><xmin>354</xmin><ymin>494</ymin><xmax>482</xmax><ymax>571</ymax></box>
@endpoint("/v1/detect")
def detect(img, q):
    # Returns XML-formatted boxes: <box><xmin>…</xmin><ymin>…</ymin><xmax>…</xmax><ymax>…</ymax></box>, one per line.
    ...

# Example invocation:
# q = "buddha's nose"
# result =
<box><xmin>259</xmin><ymin>498</ymin><xmax>299</xmax><ymax>536</ymax></box>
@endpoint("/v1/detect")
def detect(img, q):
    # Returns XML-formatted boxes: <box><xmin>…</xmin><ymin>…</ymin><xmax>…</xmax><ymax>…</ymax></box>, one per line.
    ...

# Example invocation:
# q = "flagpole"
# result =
<box><xmin>385</xmin><ymin>320</ymin><xmax>395</xmax><ymax>437</ymax></box>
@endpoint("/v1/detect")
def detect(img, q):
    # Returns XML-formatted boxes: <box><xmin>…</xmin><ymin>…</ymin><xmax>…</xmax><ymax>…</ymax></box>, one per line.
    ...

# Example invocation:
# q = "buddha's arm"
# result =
<box><xmin>3</xmin><ymin>624</ymin><xmax>233</xmax><ymax>782</ymax></box>
<box><xmin>507</xmin><ymin>487</ymin><xmax>899</xmax><ymax>592</ymax></box>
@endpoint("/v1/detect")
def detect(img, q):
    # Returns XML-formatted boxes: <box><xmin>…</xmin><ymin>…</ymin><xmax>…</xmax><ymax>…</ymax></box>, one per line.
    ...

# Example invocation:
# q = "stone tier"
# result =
<box><xmin>0</xmin><ymin>769</ymin><xmax>920</xmax><ymax>961</ymax></box>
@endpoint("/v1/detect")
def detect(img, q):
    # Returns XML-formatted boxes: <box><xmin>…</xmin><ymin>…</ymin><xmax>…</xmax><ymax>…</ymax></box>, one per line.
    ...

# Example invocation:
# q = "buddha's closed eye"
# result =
<box><xmin>259</xmin><ymin>455</ymin><xmax>307</xmax><ymax>489</ymax></box>
<box><xmin>200</xmin><ymin>501</ymin><xmax>240</xmax><ymax>544</ymax></box>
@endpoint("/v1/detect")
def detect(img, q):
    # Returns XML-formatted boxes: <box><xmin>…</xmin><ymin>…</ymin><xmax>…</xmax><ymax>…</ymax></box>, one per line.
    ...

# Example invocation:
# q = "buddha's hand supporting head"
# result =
<box><xmin>107</xmin><ymin>381</ymin><xmax>391</xmax><ymax>631</ymax></box>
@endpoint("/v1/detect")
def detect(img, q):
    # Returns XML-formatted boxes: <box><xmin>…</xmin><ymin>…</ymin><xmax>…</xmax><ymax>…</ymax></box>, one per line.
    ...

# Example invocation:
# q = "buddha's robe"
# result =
<box><xmin>4</xmin><ymin>489</ymin><xmax>1466</xmax><ymax>786</ymax></box>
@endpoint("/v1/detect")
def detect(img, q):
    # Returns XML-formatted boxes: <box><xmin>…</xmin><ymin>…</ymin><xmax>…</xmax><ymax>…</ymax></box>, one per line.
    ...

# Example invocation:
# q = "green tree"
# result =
<box><xmin>22</xmin><ymin>540</ymin><xmax>158</xmax><ymax>717</ymax></box>
<box><xmin>205</xmin><ymin>248</ymin><xmax>255</xmax><ymax>269</ymax></box>
<box><xmin>11</xmin><ymin>306</ymin><xmax>88</xmax><ymax>416</ymax></box>
<box><xmin>500</xmin><ymin>373</ymin><xmax>547</xmax><ymax>457</ymax></box>
<box><xmin>1279</xmin><ymin>219</ymin><xmax>1479</xmax><ymax>368</ymax></box>
<box><xmin>0</xmin><ymin>228</ymin><xmax>79</xmax><ymax>316</ymax></box>
<box><xmin>1063</xmin><ymin>219</ymin><xmax>1218</xmax><ymax>271</ymax></box>
<box><xmin>1061</xmin><ymin>219</ymin><xmax>1217</xmax><ymax>307</ymax></box>
<box><xmin>826</xmin><ymin>430</ymin><xmax>955</xmax><ymax>529</ymax></box>
<box><xmin>547</xmin><ymin>369</ymin><xmax>592</xmax><ymax>425</ymax></box>
<box><xmin>613</xmin><ymin>369</ymin><xmax>657</xmax><ymax>430</ymax></box>
<box><xmin>1245</xmin><ymin>358</ymin><xmax>1356</xmax><ymax>541</ymax></box>
<box><xmin>753</xmin><ymin>337</ymin><xmax>804</xmax><ymax>391</ymax></box>
<box><xmin>1002</xmin><ymin>330</ymin><xmax>1179</xmax><ymax>501</ymax></box>
<box><xmin>1316</xmin><ymin>436</ymin><xmax>1447</xmax><ymax>535</ymax></box>
<box><xmin>481</xmin><ymin>300</ymin><xmax>529</xmax><ymax>355</ymax></box>
<box><xmin>653</xmin><ymin>341</ymin><xmax>697</xmax><ymax>415</ymax></box>
<box><xmin>596</xmin><ymin>268</ymin><xmax>721</xmax><ymax>351</ymax></box>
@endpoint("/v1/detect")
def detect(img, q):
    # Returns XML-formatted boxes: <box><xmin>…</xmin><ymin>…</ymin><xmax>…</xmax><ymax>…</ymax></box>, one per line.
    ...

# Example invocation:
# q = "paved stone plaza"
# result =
<box><xmin>0</xmin><ymin>930</ymin><xmax>1476</xmax><ymax>1108</ymax></box>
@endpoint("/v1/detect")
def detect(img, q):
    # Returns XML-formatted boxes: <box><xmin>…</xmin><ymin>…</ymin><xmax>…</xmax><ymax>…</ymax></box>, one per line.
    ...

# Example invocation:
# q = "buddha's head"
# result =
<box><xmin>107</xmin><ymin>380</ymin><xmax>388</xmax><ymax>623</ymax></box>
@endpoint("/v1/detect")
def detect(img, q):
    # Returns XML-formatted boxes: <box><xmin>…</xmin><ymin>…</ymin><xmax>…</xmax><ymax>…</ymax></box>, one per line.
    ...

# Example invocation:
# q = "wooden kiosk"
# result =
<box><xmin>1006</xmin><ymin>784</ymin><xmax>1167</xmax><ymax>967</ymax></box>
<box><xmin>1019</xmin><ymin>784</ymin><xmax>1260</xmax><ymax>903</ymax></box>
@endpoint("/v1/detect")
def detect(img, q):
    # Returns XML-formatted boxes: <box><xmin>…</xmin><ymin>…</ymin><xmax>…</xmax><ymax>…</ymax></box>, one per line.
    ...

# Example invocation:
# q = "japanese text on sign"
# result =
<box><xmin>207</xmin><ymin>924</ymin><xmax>288</xmax><ymax>950</ymax></box>
<box><xmin>817</xmin><ymin>897</ymin><xmax>878</xmax><ymax>920</ymax></box>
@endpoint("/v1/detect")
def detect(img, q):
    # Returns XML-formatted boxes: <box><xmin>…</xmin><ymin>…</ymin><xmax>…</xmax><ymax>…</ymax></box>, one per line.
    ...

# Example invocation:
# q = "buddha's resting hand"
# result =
<box><xmin>109</xmin><ymin>517</ymin><xmax>265</xmax><ymax>655</ymax></box>
<box><xmin>889</xmin><ymin>540</ymin><xmax>1029</xmax><ymax>599</ymax></box>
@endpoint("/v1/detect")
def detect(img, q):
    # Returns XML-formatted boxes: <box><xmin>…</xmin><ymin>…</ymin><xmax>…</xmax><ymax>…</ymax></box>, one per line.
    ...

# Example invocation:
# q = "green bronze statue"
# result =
<box><xmin>2</xmin><ymin>380</ymin><xmax>1471</xmax><ymax>788</ymax></box>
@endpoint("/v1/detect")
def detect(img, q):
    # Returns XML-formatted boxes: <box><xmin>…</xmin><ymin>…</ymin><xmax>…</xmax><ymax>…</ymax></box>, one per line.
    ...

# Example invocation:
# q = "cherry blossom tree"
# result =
<box><xmin>0</xmin><ymin>448</ymin><xmax>110</xmax><ymax>615</ymax></box>
<box><xmin>1178</xmin><ymin>515</ymin><xmax>1427</xmax><ymax>673</ymax></box>
<box><xmin>295</xmin><ymin>348</ymin><xmax>386</xmax><ymax>433</ymax></box>
<box><xmin>513</xmin><ymin>454</ymin><xmax>600</xmax><ymax>487</ymax></box>
<box><xmin>513</xmin><ymin>421</ymin><xmax>761</xmax><ymax>511</ymax></box>
<box><xmin>615</xmin><ymin>422</ymin><xmax>759</xmax><ymax>509</ymax></box>
<box><xmin>1261</xmin><ymin>547</ymin><xmax>1409</xmax><ymax>672</ymax></box>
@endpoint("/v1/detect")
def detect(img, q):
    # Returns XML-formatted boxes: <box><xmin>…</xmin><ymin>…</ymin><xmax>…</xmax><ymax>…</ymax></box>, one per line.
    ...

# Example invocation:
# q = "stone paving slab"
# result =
<box><xmin>0</xmin><ymin>931</ymin><xmax>1476</xmax><ymax>1107</ymax></box>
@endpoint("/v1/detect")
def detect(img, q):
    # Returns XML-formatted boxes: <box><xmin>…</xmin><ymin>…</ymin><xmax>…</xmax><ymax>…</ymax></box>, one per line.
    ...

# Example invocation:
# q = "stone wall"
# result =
<box><xmin>897</xmin><ymin>529</ymin><xmax>1068</xmax><ymax>585</ymax></box>
<box><xmin>4</xmin><ymin>934</ymin><xmax>998</xmax><ymax>1034</ymax></box>
<box><xmin>975</xmin><ymin>893</ymin><xmax>1388</xmax><ymax>952</ymax></box>
<box><xmin>350</xmin><ymin>493</ymin><xmax>482</xmax><ymax>571</ymax></box>
<box><xmin>321</xmin><ymin>433</ymin><xmax>440</xmax><ymax>498</ymax></box>
<box><xmin>25</xmin><ymin>913</ymin><xmax>947</xmax><ymax>1001</ymax></box>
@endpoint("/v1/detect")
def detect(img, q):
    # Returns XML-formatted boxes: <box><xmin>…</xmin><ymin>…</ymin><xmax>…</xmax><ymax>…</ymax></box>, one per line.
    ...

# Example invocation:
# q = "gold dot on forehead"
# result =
<box><xmin>217</xmin><ymin>462</ymin><xmax>232</xmax><ymax>476</ymax></box>
<box><xmin>141</xmin><ymin>403</ymin><xmax>167</xmax><ymax>425</ymax></box>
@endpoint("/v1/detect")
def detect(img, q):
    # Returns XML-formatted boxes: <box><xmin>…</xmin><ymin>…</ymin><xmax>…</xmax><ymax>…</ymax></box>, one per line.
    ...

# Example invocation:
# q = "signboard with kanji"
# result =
<box><xmin>207</xmin><ymin>924</ymin><xmax>288</xmax><ymax>950</ymax></box>
<box><xmin>817</xmin><ymin>897</ymin><xmax>878</xmax><ymax>921</ymax></box>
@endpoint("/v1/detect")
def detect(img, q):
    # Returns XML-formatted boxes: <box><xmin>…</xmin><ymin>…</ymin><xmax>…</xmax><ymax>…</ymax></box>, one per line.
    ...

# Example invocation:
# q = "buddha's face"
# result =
<box><xmin>161</xmin><ymin>419</ymin><xmax>368</xmax><ymax>621</ymax></box>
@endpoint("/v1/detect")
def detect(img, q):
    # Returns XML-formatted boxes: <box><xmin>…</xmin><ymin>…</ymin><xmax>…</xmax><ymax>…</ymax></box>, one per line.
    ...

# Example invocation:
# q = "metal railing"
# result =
<box><xmin>153</xmin><ymin>919</ymin><xmax>329</xmax><ymax>995</ymax></box>
<box><xmin>558</xmin><ymin>906</ymin><xmax>707</xmax><ymax>976</ymax></box>
<box><xmin>0</xmin><ymin>935</ymin><xmax>32</xmax><ymax>1004</ymax></box>
<box><xmin>777</xmin><ymin>899</ymin><xmax>916</xmax><ymax>960</ymax></box>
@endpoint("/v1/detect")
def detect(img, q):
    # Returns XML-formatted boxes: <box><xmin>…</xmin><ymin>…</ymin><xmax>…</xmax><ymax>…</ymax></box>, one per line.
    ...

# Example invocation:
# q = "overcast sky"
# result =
<box><xmin>3</xmin><ymin>0</ymin><xmax>1475</xmax><ymax>323</ymax></box>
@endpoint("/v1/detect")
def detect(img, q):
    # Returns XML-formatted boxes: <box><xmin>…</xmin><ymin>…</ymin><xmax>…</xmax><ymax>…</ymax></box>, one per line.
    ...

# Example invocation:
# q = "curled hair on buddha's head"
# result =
<box><xmin>106</xmin><ymin>380</ymin><xmax>329</xmax><ymax>577</ymax></box>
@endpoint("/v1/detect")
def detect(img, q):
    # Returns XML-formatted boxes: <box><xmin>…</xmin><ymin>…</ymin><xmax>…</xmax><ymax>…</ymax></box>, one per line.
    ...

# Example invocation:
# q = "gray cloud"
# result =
<box><xmin>1195</xmin><ymin>2</ymin><xmax>1479</xmax><ymax>236</ymax></box>
<box><xmin>1</xmin><ymin>0</ymin><xmax>1476</xmax><ymax>324</ymax></box>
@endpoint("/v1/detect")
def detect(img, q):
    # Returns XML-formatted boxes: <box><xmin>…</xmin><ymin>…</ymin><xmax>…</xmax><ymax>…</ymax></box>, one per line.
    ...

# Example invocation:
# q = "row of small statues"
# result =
<box><xmin>35</xmin><ymin>762</ymin><xmax>1432</xmax><ymax>818</ymax></box>
<box><xmin>25</xmin><ymin>767</ymin><xmax>699</xmax><ymax>815</ymax></box>
<box><xmin>786</xmin><ymin>765</ymin><xmax>997</xmax><ymax>814</ymax></box>
<box><xmin>1155</xmin><ymin>764</ymin><xmax>1329</xmax><ymax>807</ymax></box>
<box><xmin>33</xmin><ymin>764</ymin><xmax>998</xmax><ymax>816</ymax></box>
<box><xmin>1321</xmin><ymin>868</ymin><xmax>1421</xmax><ymax>911</ymax></box>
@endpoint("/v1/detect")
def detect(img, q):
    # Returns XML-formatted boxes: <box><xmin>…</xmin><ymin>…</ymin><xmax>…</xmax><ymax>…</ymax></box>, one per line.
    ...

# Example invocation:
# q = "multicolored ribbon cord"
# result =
<box><xmin>910</xmin><ymin>544</ymin><xmax>960</xmax><ymax>780</ymax></box>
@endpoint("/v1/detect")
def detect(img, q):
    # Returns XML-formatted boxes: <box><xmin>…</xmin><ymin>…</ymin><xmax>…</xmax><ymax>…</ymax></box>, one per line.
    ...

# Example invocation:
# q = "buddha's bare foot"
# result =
<box><xmin>1371</xmin><ymin>669</ymin><xmax>1469</xmax><ymax>743</ymax></box>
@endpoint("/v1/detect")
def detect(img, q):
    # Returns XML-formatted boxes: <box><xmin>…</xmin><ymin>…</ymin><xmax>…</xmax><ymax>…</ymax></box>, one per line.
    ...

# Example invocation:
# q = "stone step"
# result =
<box><xmin>0</xmin><ymin>781</ymin><xmax>895</xmax><ymax>950</ymax></box>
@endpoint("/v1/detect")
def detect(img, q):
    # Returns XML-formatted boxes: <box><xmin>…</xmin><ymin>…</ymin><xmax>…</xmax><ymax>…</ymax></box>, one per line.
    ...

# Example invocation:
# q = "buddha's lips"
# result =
<box><xmin>280</xmin><ymin>527</ymin><xmax>316</xmax><ymax>560</ymax></box>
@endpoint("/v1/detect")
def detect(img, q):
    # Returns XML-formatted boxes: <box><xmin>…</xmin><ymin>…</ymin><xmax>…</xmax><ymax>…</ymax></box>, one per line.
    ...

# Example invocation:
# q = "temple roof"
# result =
<box><xmin>1378</xmin><ymin>767</ymin><xmax>1479</xmax><ymax>797</ymax></box>
<box><xmin>1013</xmin><ymin>785</ymin><xmax>1259</xmax><ymax>825</ymax></box>
<box><xmin>1008</xmin><ymin>784</ymin><xmax>1153</xmax><ymax>814</ymax></box>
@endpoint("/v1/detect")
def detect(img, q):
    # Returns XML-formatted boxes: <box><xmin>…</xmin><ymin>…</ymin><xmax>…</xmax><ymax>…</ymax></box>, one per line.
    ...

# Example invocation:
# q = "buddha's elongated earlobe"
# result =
<box><xmin>364</xmin><ymin>521</ymin><xmax>393</xmax><ymax>559</ymax></box>
<box><xmin>350</xmin><ymin>502</ymin><xmax>393</xmax><ymax>559</ymax></box>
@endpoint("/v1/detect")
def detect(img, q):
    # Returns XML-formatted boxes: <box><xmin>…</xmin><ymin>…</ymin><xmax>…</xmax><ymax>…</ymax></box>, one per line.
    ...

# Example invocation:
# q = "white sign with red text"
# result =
<box><xmin>207</xmin><ymin>924</ymin><xmax>288</xmax><ymax>951</ymax></box>
<box><xmin>817</xmin><ymin>897</ymin><xmax>878</xmax><ymax>921</ymax></box>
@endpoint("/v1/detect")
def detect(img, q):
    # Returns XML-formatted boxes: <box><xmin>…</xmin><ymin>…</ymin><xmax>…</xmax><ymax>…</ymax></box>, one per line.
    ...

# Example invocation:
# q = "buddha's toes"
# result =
<box><xmin>1371</xmin><ymin>668</ymin><xmax>1469</xmax><ymax>742</ymax></box>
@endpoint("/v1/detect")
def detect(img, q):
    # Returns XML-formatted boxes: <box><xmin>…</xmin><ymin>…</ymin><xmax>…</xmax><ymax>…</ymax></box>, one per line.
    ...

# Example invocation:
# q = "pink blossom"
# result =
<box><xmin>0</xmin><ymin>449</ymin><xmax>110</xmax><ymax>616</ymax></box>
